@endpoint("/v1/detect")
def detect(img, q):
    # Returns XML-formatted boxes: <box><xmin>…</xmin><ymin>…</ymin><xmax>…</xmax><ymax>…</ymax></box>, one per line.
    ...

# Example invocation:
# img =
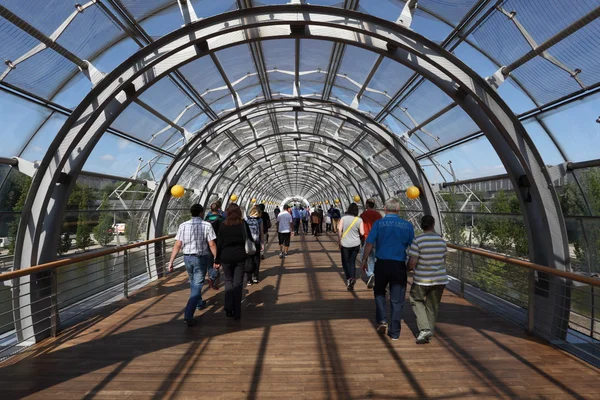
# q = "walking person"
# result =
<box><xmin>325</xmin><ymin>213</ymin><xmax>332</xmax><ymax>233</ymax></box>
<box><xmin>331</xmin><ymin>205</ymin><xmax>342</xmax><ymax>234</ymax></box>
<box><xmin>361</xmin><ymin>198</ymin><xmax>414</xmax><ymax>341</ymax></box>
<box><xmin>292</xmin><ymin>205</ymin><xmax>301</xmax><ymax>235</ymax></box>
<box><xmin>277</xmin><ymin>204</ymin><xmax>294</xmax><ymax>258</ymax></box>
<box><xmin>408</xmin><ymin>215</ymin><xmax>448</xmax><ymax>344</ymax></box>
<box><xmin>317</xmin><ymin>206</ymin><xmax>324</xmax><ymax>234</ymax></box>
<box><xmin>214</xmin><ymin>203</ymin><xmax>252</xmax><ymax>320</ymax></box>
<box><xmin>301</xmin><ymin>207</ymin><xmax>309</xmax><ymax>234</ymax></box>
<box><xmin>310</xmin><ymin>208</ymin><xmax>321</xmax><ymax>237</ymax></box>
<box><xmin>205</xmin><ymin>202</ymin><xmax>225</xmax><ymax>289</ymax></box>
<box><xmin>338</xmin><ymin>203</ymin><xmax>365</xmax><ymax>291</ymax></box>
<box><xmin>360</xmin><ymin>198</ymin><xmax>382</xmax><ymax>289</ymax></box>
<box><xmin>245</xmin><ymin>205</ymin><xmax>264</xmax><ymax>285</ymax></box>
<box><xmin>167</xmin><ymin>204</ymin><xmax>217</xmax><ymax>327</ymax></box>
<box><xmin>259</xmin><ymin>203</ymin><xmax>271</xmax><ymax>260</ymax></box>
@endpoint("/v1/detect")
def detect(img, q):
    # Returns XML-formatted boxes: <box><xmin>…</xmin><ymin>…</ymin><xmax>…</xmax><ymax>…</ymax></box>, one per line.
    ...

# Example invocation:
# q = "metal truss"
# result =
<box><xmin>12</xmin><ymin>5</ymin><xmax>569</xmax><ymax>345</ymax></box>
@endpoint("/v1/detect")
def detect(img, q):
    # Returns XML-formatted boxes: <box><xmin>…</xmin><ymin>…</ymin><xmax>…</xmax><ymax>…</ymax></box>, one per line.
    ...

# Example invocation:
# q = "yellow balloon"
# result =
<box><xmin>170</xmin><ymin>185</ymin><xmax>185</xmax><ymax>198</ymax></box>
<box><xmin>353</xmin><ymin>195</ymin><xmax>361</xmax><ymax>203</ymax></box>
<box><xmin>251</xmin><ymin>198</ymin><xmax>256</xmax><ymax>203</ymax></box>
<box><xmin>230</xmin><ymin>194</ymin><xmax>238</xmax><ymax>202</ymax></box>
<box><xmin>334</xmin><ymin>199</ymin><xmax>340</xmax><ymax>204</ymax></box>
<box><xmin>325</xmin><ymin>200</ymin><xmax>329</xmax><ymax>204</ymax></box>
<box><xmin>406</xmin><ymin>186</ymin><xmax>420</xmax><ymax>200</ymax></box>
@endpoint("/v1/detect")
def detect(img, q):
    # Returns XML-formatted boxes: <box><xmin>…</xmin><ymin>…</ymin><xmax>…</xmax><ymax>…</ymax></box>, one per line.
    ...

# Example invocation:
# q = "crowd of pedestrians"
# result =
<box><xmin>168</xmin><ymin>196</ymin><xmax>448</xmax><ymax>346</ymax></box>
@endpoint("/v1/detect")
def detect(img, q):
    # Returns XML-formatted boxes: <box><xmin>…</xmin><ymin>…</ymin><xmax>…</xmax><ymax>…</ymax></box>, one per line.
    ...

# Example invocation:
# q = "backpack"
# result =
<box><xmin>205</xmin><ymin>213</ymin><xmax>222</xmax><ymax>235</ymax></box>
<box><xmin>262</xmin><ymin>212</ymin><xmax>272</xmax><ymax>230</ymax></box>
<box><xmin>311</xmin><ymin>213</ymin><xmax>320</xmax><ymax>224</ymax></box>
<box><xmin>246</xmin><ymin>217</ymin><xmax>261</xmax><ymax>243</ymax></box>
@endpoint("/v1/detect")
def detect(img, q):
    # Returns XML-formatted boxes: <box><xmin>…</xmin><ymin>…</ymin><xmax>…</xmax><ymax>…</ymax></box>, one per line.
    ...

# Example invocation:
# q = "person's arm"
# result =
<box><xmin>289</xmin><ymin>216</ymin><xmax>294</xmax><ymax>235</ymax></box>
<box><xmin>337</xmin><ymin>219</ymin><xmax>344</xmax><ymax>247</ymax></box>
<box><xmin>359</xmin><ymin>220</ymin><xmax>365</xmax><ymax>237</ymax></box>
<box><xmin>168</xmin><ymin>240</ymin><xmax>183</xmax><ymax>272</ymax></box>
<box><xmin>208</xmin><ymin>240</ymin><xmax>218</xmax><ymax>268</ymax></box>
<box><xmin>259</xmin><ymin>221</ymin><xmax>264</xmax><ymax>249</ymax></box>
<box><xmin>407</xmin><ymin>239</ymin><xmax>419</xmax><ymax>272</ymax></box>
<box><xmin>361</xmin><ymin>221</ymin><xmax>378</xmax><ymax>270</ymax></box>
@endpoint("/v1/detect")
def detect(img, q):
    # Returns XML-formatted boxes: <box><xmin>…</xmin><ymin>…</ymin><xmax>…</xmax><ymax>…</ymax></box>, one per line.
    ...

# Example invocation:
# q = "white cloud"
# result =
<box><xmin>117</xmin><ymin>138</ymin><xmax>129</xmax><ymax>150</ymax></box>
<box><xmin>100</xmin><ymin>154</ymin><xmax>115</xmax><ymax>161</ymax></box>
<box><xmin>32</xmin><ymin>146</ymin><xmax>44</xmax><ymax>153</ymax></box>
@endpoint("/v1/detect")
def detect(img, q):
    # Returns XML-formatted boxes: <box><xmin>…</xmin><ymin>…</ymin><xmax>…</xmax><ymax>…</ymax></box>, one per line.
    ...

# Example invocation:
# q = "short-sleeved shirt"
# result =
<box><xmin>340</xmin><ymin>215</ymin><xmax>362</xmax><ymax>248</ymax></box>
<box><xmin>360</xmin><ymin>209</ymin><xmax>382</xmax><ymax>239</ymax></box>
<box><xmin>292</xmin><ymin>207</ymin><xmax>301</xmax><ymax>219</ymax></box>
<box><xmin>366</xmin><ymin>214</ymin><xmax>414</xmax><ymax>262</ymax></box>
<box><xmin>408</xmin><ymin>232</ymin><xmax>448</xmax><ymax>286</ymax></box>
<box><xmin>175</xmin><ymin>217</ymin><xmax>216</xmax><ymax>255</ymax></box>
<box><xmin>277</xmin><ymin>211</ymin><xmax>293</xmax><ymax>233</ymax></box>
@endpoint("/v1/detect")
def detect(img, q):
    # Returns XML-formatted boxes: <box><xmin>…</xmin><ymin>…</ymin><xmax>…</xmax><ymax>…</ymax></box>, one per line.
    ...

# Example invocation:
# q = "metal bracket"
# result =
<box><xmin>177</xmin><ymin>0</ymin><xmax>199</xmax><ymax>25</ymax></box>
<box><xmin>396</xmin><ymin>0</ymin><xmax>418</xmax><ymax>28</ymax></box>
<box><xmin>80</xmin><ymin>60</ymin><xmax>105</xmax><ymax>87</ymax></box>
<box><xmin>486</xmin><ymin>68</ymin><xmax>506</xmax><ymax>90</ymax></box>
<box><xmin>546</xmin><ymin>163</ymin><xmax>569</xmax><ymax>183</ymax></box>
<box><xmin>146</xmin><ymin>180</ymin><xmax>158</xmax><ymax>191</ymax></box>
<box><xmin>14</xmin><ymin>157</ymin><xmax>39</xmax><ymax>177</ymax></box>
<box><xmin>183</xmin><ymin>128</ymin><xmax>195</xmax><ymax>143</ymax></box>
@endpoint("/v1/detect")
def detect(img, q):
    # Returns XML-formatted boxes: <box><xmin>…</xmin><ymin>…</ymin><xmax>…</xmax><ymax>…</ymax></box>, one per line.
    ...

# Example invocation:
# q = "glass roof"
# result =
<box><xmin>0</xmin><ymin>0</ymin><xmax>599</xmax><ymax>203</ymax></box>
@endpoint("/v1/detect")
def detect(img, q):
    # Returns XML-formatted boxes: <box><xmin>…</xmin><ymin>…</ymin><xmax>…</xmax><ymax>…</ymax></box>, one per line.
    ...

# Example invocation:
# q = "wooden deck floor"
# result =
<box><xmin>1</xmin><ymin>234</ymin><xmax>598</xmax><ymax>399</ymax></box>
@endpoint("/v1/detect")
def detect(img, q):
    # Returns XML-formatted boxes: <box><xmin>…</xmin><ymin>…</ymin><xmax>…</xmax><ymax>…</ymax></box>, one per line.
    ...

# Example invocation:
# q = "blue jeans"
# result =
<box><xmin>374</xmin><ymin>259</ymin><xmax>407</xmax><ymax>339</ymax></box>
<box><xmin>183</xmin><ymin>254</ymin><xmax>210</xmax><ymax>320</ymax></box>
<box><xmin>341</xmin><ymin>245</ymin><xmax>360</xmax><ymax>281</ymax></box>
<box><xmin>360</xmin><ymin>246</ymin><xmax>376</xmax><ymax>277</ymax></box>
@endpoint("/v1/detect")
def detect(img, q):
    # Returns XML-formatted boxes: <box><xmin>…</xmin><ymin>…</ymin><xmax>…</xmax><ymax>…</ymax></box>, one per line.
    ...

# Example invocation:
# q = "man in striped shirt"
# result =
<box><xmin>407</xmin><ymin>215</ymin><xmax>448</xmax><ymax>344</ymax></box>
<box><xmin>167</xmin><ymin>204</ymin><xmax>217</xmax><ymax>327</ymax></box>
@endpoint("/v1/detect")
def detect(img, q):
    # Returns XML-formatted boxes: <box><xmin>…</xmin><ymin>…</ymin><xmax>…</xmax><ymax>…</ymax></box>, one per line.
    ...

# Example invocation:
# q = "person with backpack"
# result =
<box><xmin>310</xmin><ymin>208</ymin><xmax>321</xmax><ymax>237</ymax></box>
<box><xmin>205</xmin><ymin>202</ymin><xmax>225</xmax><ymax>289</ymax></box>
<box><xmin>258</xmin><ymin>203</ymin><xmax>271</xmax><ymax>260</ymax></box>
<box><xmin>245</xmin><ymin>205</ymin><xmax>264</xmax><ymax>285</ymax></box>
<box><xmin>338</xmin><ymin>203</ymin><xmax>365</xmax><ymax>290</ymax></box>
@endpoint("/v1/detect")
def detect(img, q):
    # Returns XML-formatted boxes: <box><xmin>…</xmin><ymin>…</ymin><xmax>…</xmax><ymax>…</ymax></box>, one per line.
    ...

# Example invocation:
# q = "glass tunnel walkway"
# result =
<box><xmin>1</xmin><ymin>0</ymin><xmax>600</xmax><ymax>398</ymax></box>
<box><xmin>1</xmin><ymin>233</ymin><xmax>598</xmax><ymax>400</ymax></box>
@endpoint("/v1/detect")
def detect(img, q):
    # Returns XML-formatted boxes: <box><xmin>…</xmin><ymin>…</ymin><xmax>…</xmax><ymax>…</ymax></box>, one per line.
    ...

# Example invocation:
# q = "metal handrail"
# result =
<box><xmin>0</xmin><ymin>234</ymin><xmax>175</xmax><ymax>283</ymax></box>
<box><xmin>447</xmin><ymin>242</ymin><xmax>600</xmax><ymax>287</ymax></box>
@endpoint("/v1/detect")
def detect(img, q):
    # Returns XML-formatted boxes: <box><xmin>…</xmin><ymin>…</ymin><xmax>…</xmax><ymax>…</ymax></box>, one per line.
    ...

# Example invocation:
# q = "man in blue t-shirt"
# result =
<box><xmin>361</xmin><ymin>197</ymin><xmax>414</xmax><ymax>341</ymax></box>
<box><xmin>291</xmin><ymin>205</ymin><xmax>302</xmax><ymax>235</ymax></box>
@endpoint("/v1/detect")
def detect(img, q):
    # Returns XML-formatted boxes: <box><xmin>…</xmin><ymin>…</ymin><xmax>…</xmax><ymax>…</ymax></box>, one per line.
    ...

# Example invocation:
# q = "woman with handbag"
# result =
<box><xmin>338</xmin><ymin>203</ymin><xmax>365</xmax><ymax>291</ymax></box>
<box><xmin>245</xmin><ymin>205</ymin><xmax>264</xmax><ymax>285</ymax></box>
<box><xmin>215</xmin><ymin>203</ymin><xmax>253</xmax><ymax>319</ymax></box>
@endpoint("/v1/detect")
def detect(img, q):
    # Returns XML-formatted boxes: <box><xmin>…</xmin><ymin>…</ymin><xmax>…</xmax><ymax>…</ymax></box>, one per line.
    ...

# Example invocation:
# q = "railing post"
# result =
<box><xmin>459</xmin><ymin>250</ymin><xmax>465</xmax><ymax>298</ymax></box>
<box><xmin>123</xmin><ymin>249</ymin><xmax>129</xmax><ymax>299</ymax></box>
<box><xmin>527</xmin><ymin>269</ymin><xmax>535</xmax><ymax>335</ymax></box>
<box><xmin>162</xmin><ymin>239</ymin><xmax>167</xmax><ymax>276</ymax></box>
<box><xmin>50</xmin><ymin>269</ymin><xmax>59</xmax><ymax>337</ymax></box>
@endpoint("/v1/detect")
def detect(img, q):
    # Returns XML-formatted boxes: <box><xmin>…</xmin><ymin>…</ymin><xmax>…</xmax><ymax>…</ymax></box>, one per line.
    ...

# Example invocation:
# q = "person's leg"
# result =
<box><xmin>387</xmin><ymin>262</ymin><xmax>407</xmax><ymax>339</ymax></box>
<box><xmin>284</xmin><ymin>233</ymin><xmax>290</xmax><ymax>255</ymax></box>
<box><xmin>232</xmin><ymin>262</ymin><xmax>245</xmax><ymax>318</ymax></box>
<box><xmin>278</xmin><ymin>233</ymin><xmax>284</xmax><ymax>256</ymax></box>
<box><xmin>222</xmin><ymin>263</ymin><xmax>234</xmax><ymax>314</ymax></box>
<box><xmin>409</xmin><ymin>283</ymin><xmax>430</xmax><ymax>332</ymax></box>
<box><xmin>340</xmin><ymin>246</ymin><xmax>351</xmax><ymax>281</ymax></box>
<box><xmin>373</xmin><ymin>260</ymin><xmax>389</xmax><ymax>326</ymax></box>
<box><xmin>426</xmin><ymin>285</ymin><xmax>445</xmax><ymax>334</ymax></box>
<box><xmin>184</xmin><ymin>256</ymin><xmax>201</xmax><ymax>321</ymax></box>
<box><xmin>348</xmin><ymin>246</ymin><xmax>360</xmax><ymax>282</ymax></box>
<box><xmin>253</xmin><ymin>248</ymin><xmax>261</xmax><ymax>282</ymax></box>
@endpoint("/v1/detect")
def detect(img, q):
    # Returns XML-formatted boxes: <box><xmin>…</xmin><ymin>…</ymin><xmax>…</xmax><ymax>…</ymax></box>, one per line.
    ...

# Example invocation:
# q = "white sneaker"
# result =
<box><xmin>366</xmin><ymin>275</ymin><xmax>374</xmax><ymax>289</ymax></box>
<box><xmin>416</xmin><ymin>330</ymin><xmax>433</xmax><ymax>344</ymax></box>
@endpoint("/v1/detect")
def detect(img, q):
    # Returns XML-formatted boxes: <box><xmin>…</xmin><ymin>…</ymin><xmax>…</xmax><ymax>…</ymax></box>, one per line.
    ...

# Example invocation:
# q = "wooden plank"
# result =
<box><xmin>1</xmin><ymin>233</ymin><xmax>598</xmax><ymax>399</ymax></box>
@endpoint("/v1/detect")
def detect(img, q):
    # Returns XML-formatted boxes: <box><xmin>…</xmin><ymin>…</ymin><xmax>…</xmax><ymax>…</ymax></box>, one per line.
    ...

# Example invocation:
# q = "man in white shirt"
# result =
<box><xmin>277</xmin><ymin>204</ymin><xmax>294</xmax><ymax>258</ymax></box>
<box><xmin>167</xmin><ymin>204</ymin><xmax>217</xmax><ymax>327</ymax></box>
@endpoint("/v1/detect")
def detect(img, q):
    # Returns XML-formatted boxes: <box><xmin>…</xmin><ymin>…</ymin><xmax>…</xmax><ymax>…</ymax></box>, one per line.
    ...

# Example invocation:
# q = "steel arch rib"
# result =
<box><xmin>230</xmin><ymin>158</ymin><xmax>358</xmax><ymax>209</ymax></box>
<box><xmin>195</xmin><ymin>132</ymin><xmax>387</xmax><ymax>207</ymax></box>
<box><xmin>14</xmin><ymin>5</ymin><xmax>568</xmax><ymax>343</ymax></box>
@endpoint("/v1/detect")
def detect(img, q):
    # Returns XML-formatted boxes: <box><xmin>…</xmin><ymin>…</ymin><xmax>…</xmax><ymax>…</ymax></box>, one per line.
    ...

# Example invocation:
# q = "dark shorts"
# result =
<box><xmin>278</xmin><ymin>232</ymin><xmax>291</xmax><ymax>246</ymax></box>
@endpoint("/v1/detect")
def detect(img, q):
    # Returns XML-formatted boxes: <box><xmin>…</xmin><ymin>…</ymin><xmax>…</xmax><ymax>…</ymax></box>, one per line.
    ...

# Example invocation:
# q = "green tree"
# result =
<box><xmin>76</xmin><ymin>189</ymin><xmax>93</xmax><ymax>251</ymax></box>
<box><xmin>489</xmin><ymin>190</ymin><xmax>514</xmax><ymax>252</ymax></box>
<box><xmin>6</xmin><ymin>173</ymin><xmax>32</xmax><ymax>255</ymax></box>
<box><xmin>442</xmin><ymin>192</ymin><xmax>466</xmax><ymax>244</ymax></box>
<box><xmin>560</xmin><ymin>168</ymin><xmax>600</xmax><ymax>271</ymax></box>
<box><xmin>125</xmin><ymin>214</ymin><xmax>139</xmax><ymax>242</ymax></box>
<box><xmin>93</xmin><ymin>193</ymin><xmax>114</xmax><ymax>247</ymax></box>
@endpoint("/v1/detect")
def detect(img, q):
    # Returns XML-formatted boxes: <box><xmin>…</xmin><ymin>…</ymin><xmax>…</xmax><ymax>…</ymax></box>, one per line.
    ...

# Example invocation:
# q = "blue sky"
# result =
<box><xmin>0</xmin><ymin>0</ymin><xmax>598</xmax><ymax>186</ymax></box>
